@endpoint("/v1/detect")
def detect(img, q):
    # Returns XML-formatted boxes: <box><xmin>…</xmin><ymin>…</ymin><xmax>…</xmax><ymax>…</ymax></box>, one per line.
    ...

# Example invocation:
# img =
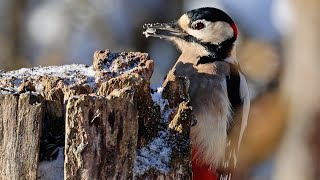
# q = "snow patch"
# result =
<box><xmin>99</xmin><ymin>52</ymin><xmax>140</xmax><ymax>77</ymax></box>
<box><xmin>134</xmin><ymin>84</ymin><xmax>173</xmax><ymax>176</ymax></box>
<box><xmin>0</xmin><ymin>64</ymin><xmax>95</xmax><ymax>91</ymax></box>
<box><xmin>134</xmin><ymin>131</ymin><xmax>172</xmax><ymax>175</ymax></box>
<box><xmin>38</xmin><ymin>147</ymin><xmax>64</xmax><ymax>180</ymax></box>
<box><xmin>150</xmin><ymin>85</ymin><xmax>168</xmax><ymax>112</ymax></box>
<box><xmin>0</xmin><ymin>52</ymin><xmax>145</xmax><ymax>95</ymax></box>
<box><xmin>4</xmin><ymin>64</ymin><xmax>95</xmax><ymax>79</ymax></box>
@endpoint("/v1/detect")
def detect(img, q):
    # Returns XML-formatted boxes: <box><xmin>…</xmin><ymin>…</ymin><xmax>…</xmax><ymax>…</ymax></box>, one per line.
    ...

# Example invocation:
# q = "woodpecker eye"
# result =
<box><xmin>192</xmin><ymin>22</ymin><xmax>205</xmax><ymax>30</ymax></box>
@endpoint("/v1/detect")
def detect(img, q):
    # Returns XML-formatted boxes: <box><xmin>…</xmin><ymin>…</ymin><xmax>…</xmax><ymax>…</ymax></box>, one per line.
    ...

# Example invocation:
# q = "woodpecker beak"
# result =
<box><xmin>143</xmin><ymin>21</ymin><xmax>187</xmax><ymax>40</ymax></box>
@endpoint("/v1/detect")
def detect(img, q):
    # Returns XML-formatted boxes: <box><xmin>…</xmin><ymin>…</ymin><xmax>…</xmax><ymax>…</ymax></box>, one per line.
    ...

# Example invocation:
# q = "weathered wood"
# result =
<box><xmin>95</xmin><ymin>50</ymin><xmax>159</xmax><ymax>148</ymax></box>
<box><xmin>65</xmin><ymin>91</ymin><xmax>138</xmax><ymax>180</ymax></box>
<box><xmin>0</xmin><ymin>93</ymin><xmax>43</xmax><ymax>180</ymax></box>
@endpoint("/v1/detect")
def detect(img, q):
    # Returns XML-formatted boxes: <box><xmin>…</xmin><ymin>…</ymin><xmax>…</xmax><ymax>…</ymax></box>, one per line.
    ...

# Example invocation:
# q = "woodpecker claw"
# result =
<box><xmin>191</xmin><ymin>118</ymin><xmax>197</xmax><ymax>126</ymax></box>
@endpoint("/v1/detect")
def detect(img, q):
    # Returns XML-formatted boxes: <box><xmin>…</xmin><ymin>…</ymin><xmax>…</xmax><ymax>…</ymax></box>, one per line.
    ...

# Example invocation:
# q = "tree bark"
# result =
<box><xmin>0</xmin><ymin>93</ymin><xmax>42</xmax><ymax>180</ymax></box>
<box><xmin>64</xmin><ymin>92</ymin><xmax>138</xmax><ymax>180</ymax></box>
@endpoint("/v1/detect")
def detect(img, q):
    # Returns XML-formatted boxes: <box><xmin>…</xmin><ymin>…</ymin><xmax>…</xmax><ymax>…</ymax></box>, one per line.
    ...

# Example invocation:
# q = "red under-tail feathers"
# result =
<box><xmin>192</xmin><ymin>149</ymin><xmax>218</xmax><ymax>180</ymax></box>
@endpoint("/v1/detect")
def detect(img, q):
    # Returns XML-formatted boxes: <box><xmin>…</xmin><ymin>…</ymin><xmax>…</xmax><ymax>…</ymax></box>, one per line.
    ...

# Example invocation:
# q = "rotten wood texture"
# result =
<box><xmin>95</xmin><ymin>50</ymin><xmax>159</xmax><ymax>148</ymax></box>
<box><xmin>65</xmin><ymin>92</ymin><xmax>138</xmax><ymax>180</ymax></box>
<box><xmin>0</xmin><ymin>93</ymin><xmax>43</xmax><ymax>180</ymax></box>
<box><xmin>0</xmin><ymin>49</ymin><xmax>193</xmax><ymax>180</ymax></box>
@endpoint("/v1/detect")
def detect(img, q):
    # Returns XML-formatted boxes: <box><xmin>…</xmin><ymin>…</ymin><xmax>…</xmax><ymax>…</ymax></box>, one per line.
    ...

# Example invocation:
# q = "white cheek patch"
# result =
<box><xmin>187</xmin><ymin>21</ymin><xmax>234</xmax><ymax>44</ymax></box>
<box><xmin>171</xmin><ymin>37</ymin><xmax>209</xmax><ymax>57</ymax></box>
<box><xmin>178</xmin><ymin>14</ymin><xmax>191</xmax><ymax>31</ymax></box>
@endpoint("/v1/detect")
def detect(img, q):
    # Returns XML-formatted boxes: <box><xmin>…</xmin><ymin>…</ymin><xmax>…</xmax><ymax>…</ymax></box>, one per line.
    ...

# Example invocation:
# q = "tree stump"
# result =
<box><xmin>0</xmin><ymin>50</ymin><xmax>193</xmax><ymax>180</ymax></box>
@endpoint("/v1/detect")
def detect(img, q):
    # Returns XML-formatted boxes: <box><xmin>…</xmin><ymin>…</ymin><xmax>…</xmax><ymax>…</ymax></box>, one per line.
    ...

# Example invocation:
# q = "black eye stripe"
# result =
<box><xmin>185</xmin><ymin>34</ymin><xmax>236</xmax><ymax>61</ymax></box>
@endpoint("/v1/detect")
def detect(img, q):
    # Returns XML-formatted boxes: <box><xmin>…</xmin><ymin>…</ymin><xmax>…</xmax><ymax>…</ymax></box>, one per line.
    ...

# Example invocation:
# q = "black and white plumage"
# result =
<box><xmin>144</xmin><ymin>7</ymin><xmax>250</xmax><ymax>171</ymax></box>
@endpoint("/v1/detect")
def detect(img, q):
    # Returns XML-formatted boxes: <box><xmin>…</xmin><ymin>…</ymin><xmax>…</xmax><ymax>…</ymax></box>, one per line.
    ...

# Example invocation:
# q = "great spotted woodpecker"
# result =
<box><xmin>144</xmin><ymin>7</ymin><xmax>250</xmax><ymax>179</ymax></box>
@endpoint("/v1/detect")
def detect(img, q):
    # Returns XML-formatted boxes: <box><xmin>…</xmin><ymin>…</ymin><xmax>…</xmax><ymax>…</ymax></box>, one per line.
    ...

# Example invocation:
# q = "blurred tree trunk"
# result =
<box><xmin>273</xmin><ymin>0</ymin><xmax>320</xmax><ymax>179</ymax></box>
<box><xmin>4</xmin><ymin>0</ymin><xmax>28</xmax><ymax>70</ymax></box>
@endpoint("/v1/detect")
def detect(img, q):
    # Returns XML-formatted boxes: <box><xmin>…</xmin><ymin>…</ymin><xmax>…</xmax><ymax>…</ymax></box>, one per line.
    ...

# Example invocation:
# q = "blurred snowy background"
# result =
<box><xmin>0</xmin><ymin>0</ymin><xmax>291</xmax><ymax>84</ymax></box>
<box><xmin>1</xmin><ymin>0</ymin><xmax>320</xmax><ymax>179</ymax></box>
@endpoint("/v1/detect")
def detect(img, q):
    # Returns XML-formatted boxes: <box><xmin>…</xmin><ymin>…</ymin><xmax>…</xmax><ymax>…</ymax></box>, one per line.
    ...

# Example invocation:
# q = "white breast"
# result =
<box><xmin>190</xmin><ymin>75</ymin><xmax>231</xmax><ymax>168</ymax></box>
<box><xmin>172</xmin><ymin>55</ymin><xmax>234</xmax><ymax>169</ymax></box>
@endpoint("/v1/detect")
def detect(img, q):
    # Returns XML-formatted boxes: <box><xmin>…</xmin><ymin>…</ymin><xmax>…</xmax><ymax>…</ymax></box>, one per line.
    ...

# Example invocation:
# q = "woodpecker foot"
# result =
<box><xmin>191</xmin><ymin>118</ymin><xmax>197</xmax><ymax>126</ymax></box>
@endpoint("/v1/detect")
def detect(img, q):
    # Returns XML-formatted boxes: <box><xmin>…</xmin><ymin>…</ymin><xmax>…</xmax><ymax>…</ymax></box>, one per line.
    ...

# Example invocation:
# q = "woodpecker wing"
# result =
<box><xmin>226</xmin><ymin>64</ymin><xmax>250</xmax><ymax>151</ymax></box>
<box><xmin>237</xmin><ymin>72</ymin><xmax>250</xmax><ymax>151</ymax></box>
<box><xmin>226</xmin><ymin>65</ymin><xmax>242</xmax><ymax>130</ymax></box>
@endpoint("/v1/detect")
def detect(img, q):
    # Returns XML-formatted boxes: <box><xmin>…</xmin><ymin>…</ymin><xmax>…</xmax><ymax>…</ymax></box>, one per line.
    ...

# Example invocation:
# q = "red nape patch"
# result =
<box><xmin>231</xmin><ymin>23</ymin><xmax>238</xmax><ymax>39</ymax></box>
<box><xmin>192</xmin><ymin>150</ymin><xmax>218</xmax><ymax>180</ymax></box>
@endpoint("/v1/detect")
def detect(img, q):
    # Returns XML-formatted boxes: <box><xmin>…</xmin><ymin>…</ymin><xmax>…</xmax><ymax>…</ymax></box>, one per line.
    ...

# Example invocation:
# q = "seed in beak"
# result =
<box><xmin>143</xmin><ymin>27</ymin><xmax>157</xmax><ymax>38</ymax></box>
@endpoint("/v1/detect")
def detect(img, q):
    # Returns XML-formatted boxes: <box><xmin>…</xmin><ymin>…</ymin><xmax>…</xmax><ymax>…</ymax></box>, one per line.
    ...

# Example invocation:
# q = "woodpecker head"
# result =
<box><xmin>144</xmin><ymin>7</ymin><xmax>238</xmax><ymax>60</ymax></box>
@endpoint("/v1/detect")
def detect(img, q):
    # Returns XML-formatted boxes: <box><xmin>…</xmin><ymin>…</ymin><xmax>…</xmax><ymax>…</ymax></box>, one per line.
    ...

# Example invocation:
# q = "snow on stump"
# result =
<box><xmin>0</xmin><ymin>50</ymin><xmax>192</xmax><ymax>179</ymax></box>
